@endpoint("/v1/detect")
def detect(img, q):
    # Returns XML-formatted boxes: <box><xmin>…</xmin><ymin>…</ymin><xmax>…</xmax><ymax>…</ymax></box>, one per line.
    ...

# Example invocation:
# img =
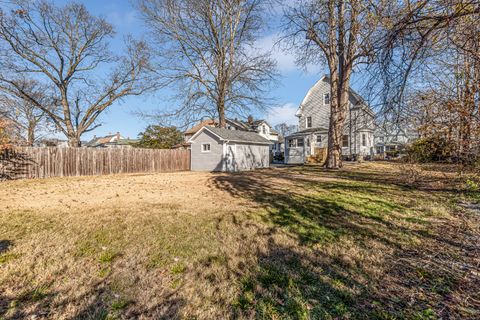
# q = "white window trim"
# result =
<box><xmin>306</xmin><ymin>116</ymin><xmax>312</xmax><ymax>128</ymax></box>
<box><xmin>297</xmin><ymin>138</ymin><xmax>304</xmax><ymax>147</ymax></box>
<box><xmin>342</xmin><ymin>135</ymin><xmax>349</xmax><ymax>148</ymax></box>
<box><xmin>201</xmin><ymin>143</ymin><xmax>211</xmax><ymax>152</ymax></box>
<box><xmin>288</xmin><ymin>139</ymin><xmax>296</xmax><ymax>148</ymax></box>
<box><xmin>324</xmin><ymin>93</ymin><xmax>330</xmax><ymax>105</ymax></box>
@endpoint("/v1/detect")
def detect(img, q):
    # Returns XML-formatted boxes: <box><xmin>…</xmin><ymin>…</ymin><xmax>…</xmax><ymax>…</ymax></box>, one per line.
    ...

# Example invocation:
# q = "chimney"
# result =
<box><xmin>247</xmin><ymin>115</ymin><xmax>253</xmax><ymax>124</ymax></box>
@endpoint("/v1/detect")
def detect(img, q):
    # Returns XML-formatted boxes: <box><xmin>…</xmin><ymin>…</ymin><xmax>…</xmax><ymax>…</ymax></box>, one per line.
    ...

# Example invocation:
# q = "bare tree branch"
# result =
<box><xmin>0</xmin><ymin>0</ymin><xmax>155</xmax><ymax>146</ymax></box>
<box><xmin>138</xmin><ymin>0</ymin><xmax>277</xmax><ymax>128</ymax></box>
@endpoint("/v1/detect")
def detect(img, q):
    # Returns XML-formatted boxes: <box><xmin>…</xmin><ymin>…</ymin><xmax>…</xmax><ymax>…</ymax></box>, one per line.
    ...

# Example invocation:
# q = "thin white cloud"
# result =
<box><xmin>255</xmin><ymin>34</ymin><xmax>297</xmax><ymax>73</ymax></box>
<box><xmin>255</xmin><ymin>34</ymin><xmax>323</xmax><ymax>75</ymax></box>
<box><xmin>266</xmin><ymin>103</ymin><xmax>298</xmax><ymax>126</ymax></box>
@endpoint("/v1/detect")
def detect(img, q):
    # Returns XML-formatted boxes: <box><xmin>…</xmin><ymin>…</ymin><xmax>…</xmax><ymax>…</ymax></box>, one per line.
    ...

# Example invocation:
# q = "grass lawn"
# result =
<box><xmin>0</xmin><ymin>162</ymin><xmax>479</xmax><ymax>319</ymax></box>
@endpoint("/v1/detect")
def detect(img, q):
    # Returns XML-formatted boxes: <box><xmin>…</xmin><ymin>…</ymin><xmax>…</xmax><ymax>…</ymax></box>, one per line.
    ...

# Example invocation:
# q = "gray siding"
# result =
<box><xmin>298</xmin><ymin>79</ymin><xmax>331</xmax><ymax>130</ymax></box>
<box><xmin>227</xmin><ymin>143</ymin><xmax>269</xmax><ymax>171</ymax></box>
<box><xmin>285</xmin><ymin>146</ymin><xmax>304</xmax><ymax>164</ymax></box>
<box><xmin>190</xmin><ymin>130</ymin><xmax>224</xmax><ymax>171</ymax></box>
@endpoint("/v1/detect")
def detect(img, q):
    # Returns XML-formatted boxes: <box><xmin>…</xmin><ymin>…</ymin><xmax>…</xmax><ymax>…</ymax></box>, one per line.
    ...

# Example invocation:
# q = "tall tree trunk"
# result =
<box><xmin>326</xmin><ymin>73</ymin><xmax>341</xmax><ymax>168</ymax></box>
<box><xmin>217</xmin><ymin>98</ymin><xmax>226</xmax><ymax>128</ymax></box>
<box><xmin>68</xmin><ymin>134</ymin><xmax>81</xmax><ymax>147</ymax></box>
<box><xmin>27</xmin><ymin>123</ymin><xmax>35</xmax><ymax>146</ymax></box>
<box><xmin>326</xmin><ymin>87</ymin><xmax>349</xmax><ymax>168</ymax></box>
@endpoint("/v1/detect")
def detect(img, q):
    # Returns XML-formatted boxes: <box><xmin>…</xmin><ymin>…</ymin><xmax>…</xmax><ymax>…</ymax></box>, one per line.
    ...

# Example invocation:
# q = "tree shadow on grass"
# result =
<box><xmin>0</xmin><ymin>277</ymin><xmax>186</xmax><ymax>320</ymax></box>
<box><xmin>207</xmin><ymin>166</ymin><xmax>480</xmax><ymax>319</ymax></box>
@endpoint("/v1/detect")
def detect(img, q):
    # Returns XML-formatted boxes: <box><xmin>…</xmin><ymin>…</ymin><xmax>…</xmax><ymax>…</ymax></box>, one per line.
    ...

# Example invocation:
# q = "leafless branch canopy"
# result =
<box><xmin>369</xmin><ymin>0</ymin><xmax>480</xmax><ymax>123</ymax></box>
<box><xmin>0</xmin><ymin>0</ymin><xmax>154</xmax><ymax>146</ymax></box>
<box><xmin>138</xmin><ymin>0</ymin><xmax>277</xmax><ymax>128</ymax></box>
<box><xmin>0</xmin><ymin>78</ymin><xmax>55</xmax><ymax>145</ymax></box>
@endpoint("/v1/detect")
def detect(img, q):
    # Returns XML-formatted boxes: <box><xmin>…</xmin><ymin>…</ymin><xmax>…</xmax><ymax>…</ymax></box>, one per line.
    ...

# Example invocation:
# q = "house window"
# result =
<box><xmin>288</xmin><ymin>139</ymin><xmax>295</xmax><ymax>148</ymax></box>
<box><xmin>306</xmin><ymin>138</ymin><xmax>310</xmax><ymax>147</ymax></box>
<box><xmin>201</xmin><ymin>143</ymin><xmax>211</xmax><ymax>152</ymax></box>
<box><xmin>306</xmin><ymin>116</ymin><xmax>312</xmax><ymax>128</ymax></box>
<box><xmin>297</xmin><ymin>138</ymin><xmax>304</xmax><ymax>147</ymax></box>
<box><xmin>262</xmin><ymin>125</ymin><xmax>266</xmax><ymax>134</ymax></box>
<box><xmin>324</xmin><ymin>93</ymin><xmax>330</xmax><ymax>105</ymax></box>
<box><xmin>362</xmin><ymin>134</ymin><xmax>367</xmax><ymax>147</ymax></box>
<box><xmin>316</xmin><ymin>135</ymin><xmax>322</xmax><ymax>144</ymax></box>
<box><xmin>342</xmin><ymin>135</ymin><xmax>349</xmax><ymax>148</ymax></box>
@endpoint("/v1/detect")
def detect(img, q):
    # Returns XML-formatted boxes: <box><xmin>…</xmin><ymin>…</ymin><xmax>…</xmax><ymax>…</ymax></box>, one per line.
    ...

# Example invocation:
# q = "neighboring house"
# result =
<box><xmin>183</xmin><ymin>119</ymin><xmax>218</xmax><ymax>142</ymax></box>
<box><xmin>227</xmin><ymin>117</ymin><xmax>281</xmax><ymax>156</ymax></box>
<box><xmin>374</xmin><ymin>124</ymin><xmax>418</xmax><ymax>156</ymax></box>
<box><xmin>251</xmin><ymin>119</ymin><xmax>282</xmax><ymax>156</ymax></box>
<box><xmin>285</xmin><ymin>76</ymin><xmax>376</xmax><ymax>164</ymax></box>
<box><xmin>86</xmin><ymin>132</ymin><xmax>137</xmax><ymax>148</ymax></box>
<box><xmin>188</xmin><ymin>126</ymin><xmax>271</xmax><ymax>172</ymax></box>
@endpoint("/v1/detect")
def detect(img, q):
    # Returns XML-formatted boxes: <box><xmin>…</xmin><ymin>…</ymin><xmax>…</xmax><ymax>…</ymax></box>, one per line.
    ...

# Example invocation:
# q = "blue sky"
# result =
<box><xmin>49</xmin><ymin>0</ymin><xmax>328</xmax><ymax>140</ymax></box>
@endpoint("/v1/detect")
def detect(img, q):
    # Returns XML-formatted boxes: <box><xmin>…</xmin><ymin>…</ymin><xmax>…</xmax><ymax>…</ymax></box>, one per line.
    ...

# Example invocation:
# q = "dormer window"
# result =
<box><xmin>324</xmin><ymin>93</ymin><xmax>330</xmax><ymax>105</ymax></box>
<box><xmin>306</xmin><ymin>116</ymin><xmax>312</xmax><ymax>128</ymax></box>
<box><xmin>262</xmin><ymin>125</ymin><xmax>266</xmax><ymax>134</ymax></box>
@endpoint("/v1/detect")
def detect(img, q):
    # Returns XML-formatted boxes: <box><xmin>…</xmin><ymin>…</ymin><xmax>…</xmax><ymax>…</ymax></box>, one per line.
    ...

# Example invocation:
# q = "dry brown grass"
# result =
<box><xmin>0</xmin><ymin>162</ymin><xmax>479</xmax><ymax>319</ymax></box>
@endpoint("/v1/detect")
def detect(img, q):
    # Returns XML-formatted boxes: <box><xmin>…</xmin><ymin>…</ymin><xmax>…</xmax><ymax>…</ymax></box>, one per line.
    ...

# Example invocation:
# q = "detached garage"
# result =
<box><xmin>188</xmin><ymin>127</ymin><xmax>271</xmax><ymax>172</ymax></box>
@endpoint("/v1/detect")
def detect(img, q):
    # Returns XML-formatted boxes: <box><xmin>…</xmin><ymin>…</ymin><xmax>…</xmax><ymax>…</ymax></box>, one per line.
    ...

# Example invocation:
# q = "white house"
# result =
<box><xmin>285</xmin><ymin>76</ymin><xmax>376</xmax><ymax>164</ymax></box>
<box><xmin>374</xmin><ymin>123</ymin><xmax>418</xmax><ymax>156</ymax></box>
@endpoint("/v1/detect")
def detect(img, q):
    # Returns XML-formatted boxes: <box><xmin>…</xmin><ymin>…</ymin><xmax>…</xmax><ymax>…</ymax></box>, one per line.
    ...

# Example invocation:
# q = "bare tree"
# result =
<box><xmin>0</xmin><ymin>1</ymin><xmax>153</xmax><ymax>146</ymax></box>
<box><xmin>0</xmin><ymin>80</ymin><xmax>54</xmax><ymax>146</ymax></box>
<box><xmin>371</xmin><ymin>0</ymin><xmax>480</xmax><ymax>121</ymax></box>
<box><xmin>282</xmin><ymin>0</ymin><xmax>390</xmax><ymax>168</ymax></box>
<box><xmin>398</xmin><ymin>4</ymin><xmax>480</xmax><ymax>165</ymax></box>
<box><xmin>138</xmin><ymin>0</ymin><xmax>277</xmax><ymax>128</ymax></box>
<box><xmin>274</xmin><ymin>122</ymin><xmax>298</xmax><ymax>137</ymax></box>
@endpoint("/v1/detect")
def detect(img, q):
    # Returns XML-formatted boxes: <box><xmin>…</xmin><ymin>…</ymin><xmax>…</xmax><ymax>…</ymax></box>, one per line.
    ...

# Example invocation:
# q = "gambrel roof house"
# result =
<box><xmin>285</xmin><ymin>75</ymin><xmax>376</xmax><ymax>164</ymax></box>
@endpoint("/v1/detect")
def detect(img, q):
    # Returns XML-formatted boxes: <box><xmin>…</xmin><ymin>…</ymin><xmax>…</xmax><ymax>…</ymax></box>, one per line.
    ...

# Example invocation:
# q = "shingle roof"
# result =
<box><xmin>204</xmin><ymin>127</ymin><xmax>272</xmax><ymax>144</ymax></box>
<box><xmin>184</xmin><ymin>119</ymin><xmax>217</xmax><ymax>134</ymax></box>
<box><xmin>226</xmin><ymin>119</ymin><xmax>253</xmax><ymax>131</ymax></box>
<box><xmin>86</xmin><ymin>135</ymin><xmax>116</xmax><ymax>147</ymax></box>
